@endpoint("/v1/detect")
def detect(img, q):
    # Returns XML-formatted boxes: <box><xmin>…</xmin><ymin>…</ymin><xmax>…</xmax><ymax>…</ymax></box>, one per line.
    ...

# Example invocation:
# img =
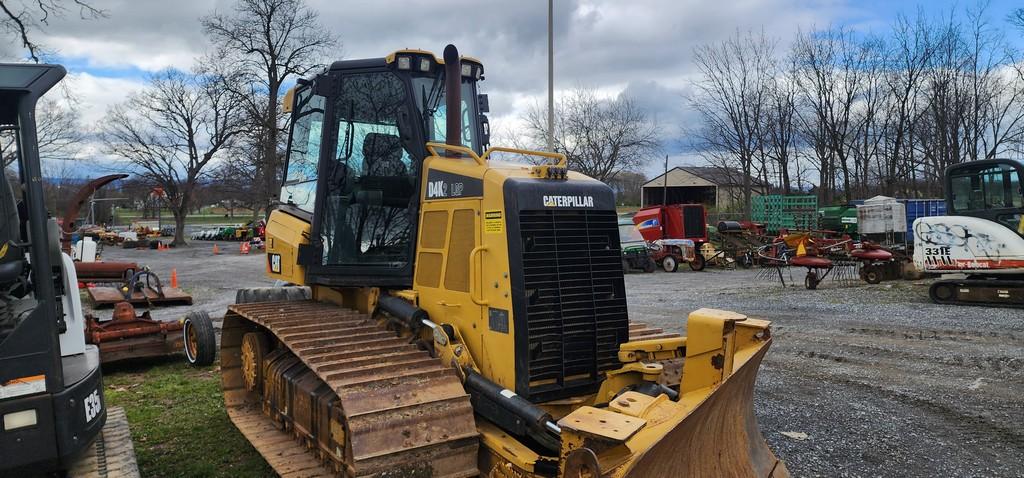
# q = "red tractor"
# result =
<box><xmin>633</xmin><ymin>204</ymin><xmax>708</xmax><ymax>272</ymax></box>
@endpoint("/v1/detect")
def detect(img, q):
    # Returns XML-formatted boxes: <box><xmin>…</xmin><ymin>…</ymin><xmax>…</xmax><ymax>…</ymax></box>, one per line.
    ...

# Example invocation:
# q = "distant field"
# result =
<box><xmin>113</xmin><ymin>210</ymin><xmax>259</xmax><ymax>226</ymax></box>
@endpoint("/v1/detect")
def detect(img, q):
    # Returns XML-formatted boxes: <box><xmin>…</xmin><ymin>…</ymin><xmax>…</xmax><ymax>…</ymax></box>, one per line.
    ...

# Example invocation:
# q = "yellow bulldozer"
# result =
<box><xmin>215</xmin><ymin>45</ymin><xmax>787</xmax><ymax>477</ymax></box>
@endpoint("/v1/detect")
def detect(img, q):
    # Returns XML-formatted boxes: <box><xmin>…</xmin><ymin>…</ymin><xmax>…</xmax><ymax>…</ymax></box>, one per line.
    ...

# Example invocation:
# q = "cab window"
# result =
<box><xmin>950</xmin><ymin>166</ymin><xmax>1022</xmax><ymax>212</ymax></box>
<box><xmin>412</xmin><ymin>77</ymin><xmax>478</xmax><ymax>152</ymax></box>
<box><xmin>280</xmin><ymin>87</ymin><xmax>325</xmax><ymax>213</ymax></box>
<box><xmin>320</xmin><ymin>72</ymin><xmax>417</xmax><ymax>268</ymax></box>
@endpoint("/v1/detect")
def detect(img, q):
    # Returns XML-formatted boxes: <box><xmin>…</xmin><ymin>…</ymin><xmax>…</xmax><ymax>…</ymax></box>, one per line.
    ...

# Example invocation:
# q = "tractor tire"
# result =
<box><xmin>804</xmin><ymin>271</ymin><xmax>819</xmax><ymax>290</ymax></box>
<box><xmin>643</xmin><ymin>259</ymin><xmax>656</xmax><ymax>273</ymax></box>
<box><xmin>662</xmin><ymin>256</ymin><xmax>679</xmax><ymax>273</ymax></box>
<box><xmin>183</xmin><ymin>311</ymin><xmax>216</xmax><ymax>366</ymax></box>
<box><xmin>739</xmin><ymin>253</ymin><xmax>753</xmax><ymax>269</ymax></box>
<box><xmin>689</xmin><ymin>253</ymin><xmax>706</xmax><ymax>272</ymax></box>
<box><xmin>864</xmin><ymin>267</ymin><xmax>882</xmax><ymax>284</ymax></box>
<box><xmin>622</xmin><ymin>259</ymin><xmax>632</xmax><ymax>274</ymax></box>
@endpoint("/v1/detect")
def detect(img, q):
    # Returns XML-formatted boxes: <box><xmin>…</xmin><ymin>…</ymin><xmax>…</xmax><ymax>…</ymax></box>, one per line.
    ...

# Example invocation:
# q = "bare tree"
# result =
<box><xmin>0</xmin><ymin>0</ymin><xmax>103</xmax><ymax>61</ymax></box>
<box><xmin>203</xmin><ymin>0</ymin><xmax>337</xmax><ymax>217</ymax></box>
<box><xmin>791</xmin><ymin>27</ymin><xmax>869</xmax><ymax>202</ymax></box>
<box><xmin>879</xmin><ymin>13</ymin><xmax>937</xmax><ymax>195</ymax></box>
<box><xmin>764</xmin><ymin>61</ymin><xmax>799</xmax><ymax>194</ymax></box>
<box><xmin>1009</xmin><ymin>8</ymin><xmax>1024</xmax><ymax>31</ymax></box>
<box><xmin>101</xmin><ymin>69</ymin><xmax>246</xmax><ymax>245</ymax></box>
<box><xmin>1</xmin><ymin>95</ymin><xmax>83</xmax><ymax>167</ymax></box>
<box><xmin>689</xmin><ymin>30</ymin><xmax>776</xmax><ymax>217</ymax></box>
<box><xmin>522</xmin><ymin>86</ymin><xmax>659</xmax><ymax>182</ymax></box>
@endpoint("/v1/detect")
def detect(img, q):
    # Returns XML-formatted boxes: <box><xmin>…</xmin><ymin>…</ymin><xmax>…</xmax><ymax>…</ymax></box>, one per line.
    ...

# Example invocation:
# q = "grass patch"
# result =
<box><xmin>103</xmin><ymin>358</ymin><xmax>273</xmax><ymax>478</ymax></box>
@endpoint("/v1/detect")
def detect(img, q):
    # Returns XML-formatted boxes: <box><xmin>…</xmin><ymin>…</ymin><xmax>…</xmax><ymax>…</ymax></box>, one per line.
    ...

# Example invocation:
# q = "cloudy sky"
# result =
<box><xmin>16</xmin><ymin>0</ymin><xmax>1024</xmax><ymax>177</ymax></box>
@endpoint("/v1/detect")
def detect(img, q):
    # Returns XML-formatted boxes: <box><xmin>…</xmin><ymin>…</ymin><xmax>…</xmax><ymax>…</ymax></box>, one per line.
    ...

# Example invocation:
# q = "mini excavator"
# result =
<box><xmin>914</xmin><ymin>159</ymin><xmax>1024</xmax><ymax>307</ymax></box>
<box><xmin>220</xmin><ymin>45</ymin><xmax>787</xmax><ymax>477</ymax></box>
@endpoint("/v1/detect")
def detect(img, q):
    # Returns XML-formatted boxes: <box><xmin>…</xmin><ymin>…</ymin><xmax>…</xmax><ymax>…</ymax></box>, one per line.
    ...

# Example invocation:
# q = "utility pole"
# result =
<box><xmin>662</xmin><ymin>155</ymin><xmax>669</xmax><ymax>205</ymax></box>
<box><xmin>547</xmin><ymin>0</ymin><xmax>554</xmax><ymax>152</ymax></box>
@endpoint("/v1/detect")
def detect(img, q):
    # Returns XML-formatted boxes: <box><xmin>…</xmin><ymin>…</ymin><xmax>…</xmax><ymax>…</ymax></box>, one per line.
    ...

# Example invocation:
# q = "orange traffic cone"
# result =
<box><xmin>170</xmin><ymin>268</ymin><xmax>178</xmax><ymax>288</ymax></box>
<box><xmin>240</xmin><ymin>242</ymin><xmax>251</xmax><ymax>255</ymax></box>
<box><xmin>213</xmin><ymin>244</ymin><xmax>220</xmax><ymax>255</ymax></box>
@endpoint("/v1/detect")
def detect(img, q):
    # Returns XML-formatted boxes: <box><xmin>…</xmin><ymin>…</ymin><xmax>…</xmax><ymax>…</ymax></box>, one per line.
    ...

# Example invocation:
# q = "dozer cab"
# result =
<box><xmin>0</xmin><ymin>64</ymin><xmax>137</xmax><ymax>476</ymax></box>
<box><xmin>220</xmin><ymin>45</ymin><xmax>787</xmax><ymax>477</ymax></box>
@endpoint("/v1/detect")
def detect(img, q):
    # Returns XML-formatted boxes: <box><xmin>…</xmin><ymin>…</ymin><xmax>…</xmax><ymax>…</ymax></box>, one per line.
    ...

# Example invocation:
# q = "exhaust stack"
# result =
<box><xmin>443</xmin><ymin>44</ymin><xmax>461</xmax><ymax>156</ymax></box>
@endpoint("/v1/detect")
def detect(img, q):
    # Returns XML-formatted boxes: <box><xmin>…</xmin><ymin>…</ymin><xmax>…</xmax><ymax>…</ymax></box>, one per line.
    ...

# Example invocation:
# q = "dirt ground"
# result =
<box><xmin>626</xmin><ymin>268</ymin><xmax>1024</xmax><ymax>478</ymax></box>
<box><xmin>93</xmin><ymin>242</ymin><xmax>1023</xmax><ymax>477</ymax></box>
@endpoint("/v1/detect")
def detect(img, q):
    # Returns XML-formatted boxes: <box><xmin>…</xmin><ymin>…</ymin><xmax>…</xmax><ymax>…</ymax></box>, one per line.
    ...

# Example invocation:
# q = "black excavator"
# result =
<box><xmin>0</xmin><ymin>63</ymin><xmax>137</xmax><ymax>476</ymax></box>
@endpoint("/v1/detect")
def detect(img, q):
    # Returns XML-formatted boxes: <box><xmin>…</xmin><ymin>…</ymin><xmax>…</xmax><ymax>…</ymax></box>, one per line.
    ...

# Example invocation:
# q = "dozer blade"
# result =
<box><xmin>560</xmin><ymin>310</ymin><xmax>787</xmax><ymax>478</ymax></box>
<box><xmin>618</xmin><ymin>342</ymin><xmax>787</xmax><ymax>478</ymax></box>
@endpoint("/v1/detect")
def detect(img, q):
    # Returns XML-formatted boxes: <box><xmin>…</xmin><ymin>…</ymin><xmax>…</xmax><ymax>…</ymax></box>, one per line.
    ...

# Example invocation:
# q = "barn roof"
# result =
<box><xmin>642</xmin><ymin>166</ymin><xmax>768</xmax><ymax>188</ymax></box>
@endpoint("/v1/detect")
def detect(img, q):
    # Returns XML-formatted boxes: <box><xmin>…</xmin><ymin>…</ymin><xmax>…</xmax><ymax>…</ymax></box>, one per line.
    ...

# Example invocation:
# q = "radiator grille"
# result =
<box><xmin>517</xmin><ymin>209</ymin><xmax>629</xmax><ymax>398</ymax></box>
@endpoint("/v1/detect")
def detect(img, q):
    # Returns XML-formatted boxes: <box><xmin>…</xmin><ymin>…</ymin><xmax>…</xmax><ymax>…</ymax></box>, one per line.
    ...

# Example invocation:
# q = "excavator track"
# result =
<box><xmin>68</xmin><ymin>406</ymin><xmax>140</xmax><ymax>478</ymax></box>
<box><xmin>929</xmin><ymin>279</ymin><xmax>1024</xmax><ymax>308</ymax></box>
<box><xmin>221</xmin><ymin>300</ymin><xmax>479</xmax><ymax>478</ymax></box>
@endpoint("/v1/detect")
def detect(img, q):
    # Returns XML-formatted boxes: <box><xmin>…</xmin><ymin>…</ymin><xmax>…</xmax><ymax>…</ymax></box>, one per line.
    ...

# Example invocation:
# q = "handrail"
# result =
<box><xmin>469</xmin><ymin>245</ymin><xmax>489</xmax><ymax>306</ymax></box>
<box><xmin>425</xmin><ymin>142</ymin><xmax>485</xmax><ymax>166</ymax></box>
<box><xmin>481</xmin><ymin>146</ymin><xmax>567</xmax><ymax>168</ymax></box>
<box><xmin>425</xmin><ymin>142</ymin><xmax>568</xmax><ymax>169</ymax></box>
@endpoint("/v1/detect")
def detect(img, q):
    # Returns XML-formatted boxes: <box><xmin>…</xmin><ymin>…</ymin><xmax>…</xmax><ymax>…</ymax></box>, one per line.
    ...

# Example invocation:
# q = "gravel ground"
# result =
<box><xmin>88</xmin><ymin>244</ymin><xmax>1023</xmax><ymax>477</ymax></box>
<box><xmin>625</xmin><ymin>267</ymin><xmax>1023</xmax><ymax>478</ymax></box>
<box><xmin>85</xmin><ymin>240</ymin><xmax>273</xmax><ymax>323</ymax></box>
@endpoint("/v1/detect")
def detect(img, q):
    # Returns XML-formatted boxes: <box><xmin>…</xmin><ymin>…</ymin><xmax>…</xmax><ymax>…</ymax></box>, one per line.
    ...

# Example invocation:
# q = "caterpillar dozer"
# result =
<box><xmin>221</xmin><ymin>45</ymin><xmax>787</xmax><ymax>477</ymax></box>
<box><xmin>913</xmin><ymin>159</ymin><xmax>1024</xmax><ymax>307</ymax></box>
<box><xmin>0</xmin><ymin>64</ymin><xmax>138</xmax><ymax>476</ymax></box>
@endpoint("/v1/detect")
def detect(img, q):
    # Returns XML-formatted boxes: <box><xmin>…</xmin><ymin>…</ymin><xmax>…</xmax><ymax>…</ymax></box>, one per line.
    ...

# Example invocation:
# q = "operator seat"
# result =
<box><xmin>362</xmin><ymin>132</ymin><xmax>406</xmax><ymax>177</ymax></box>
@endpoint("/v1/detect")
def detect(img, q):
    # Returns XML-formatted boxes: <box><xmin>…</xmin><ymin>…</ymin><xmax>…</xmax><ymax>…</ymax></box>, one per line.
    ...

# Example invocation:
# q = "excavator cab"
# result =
<box><xmin>946</xmin><ymin>159</ymin><xmax>1024</xmax><ymax>236</ymax></box>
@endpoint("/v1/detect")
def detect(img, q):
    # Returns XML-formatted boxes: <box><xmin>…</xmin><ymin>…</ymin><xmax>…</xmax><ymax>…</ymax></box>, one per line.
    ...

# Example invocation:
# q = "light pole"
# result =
<box><xmin>547</xmin><ymin>0</ymin><xmax>554</xmax><ymax>152</ymax></box>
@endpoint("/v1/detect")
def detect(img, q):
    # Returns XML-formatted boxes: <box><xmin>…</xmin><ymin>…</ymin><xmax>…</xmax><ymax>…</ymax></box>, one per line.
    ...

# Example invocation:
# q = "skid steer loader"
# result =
<box><xmin>0</xmin><ymin>63</ymin><xmax>138</xmax><ymax>477</ymax></box>
<box><xmin>220</xmin><ymin>45</ymin><xmax>787</xmax><ymax>477</ymax></box>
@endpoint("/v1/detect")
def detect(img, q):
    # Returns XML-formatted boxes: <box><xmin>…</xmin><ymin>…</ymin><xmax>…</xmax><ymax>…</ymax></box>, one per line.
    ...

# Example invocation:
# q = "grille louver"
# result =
<box><xmin>518</xmin><ymin>209</ymin><xmax>629</xmax><ymax>399</ymax></box>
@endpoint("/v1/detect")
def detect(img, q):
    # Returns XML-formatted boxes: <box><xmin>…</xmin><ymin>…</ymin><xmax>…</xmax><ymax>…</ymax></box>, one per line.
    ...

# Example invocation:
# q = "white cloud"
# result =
<box><xmin>63</xmin><ymin>72</ymin><xmax>146</xmax><ymax>125</ymax></box>
<box><xmin>26</xmin><ymin>0</ymin><xmax>865</xmax><ymax>178</ymax></box>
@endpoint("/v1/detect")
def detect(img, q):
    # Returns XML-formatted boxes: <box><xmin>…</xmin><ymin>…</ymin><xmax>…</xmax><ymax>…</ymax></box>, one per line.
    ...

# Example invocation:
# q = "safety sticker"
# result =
<box><xmin>0</xmin><ymin>375</ymin><xmax>46</xmax><ymax>399</ymax></box>
<box><xmin>484</xmin><ymin>210</ymin><xmax>504</xmax><ymax>234</ymax></box>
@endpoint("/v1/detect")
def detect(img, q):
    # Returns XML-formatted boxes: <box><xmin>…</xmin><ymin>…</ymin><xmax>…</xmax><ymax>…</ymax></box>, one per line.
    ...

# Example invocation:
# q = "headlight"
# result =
<box><xmin>3</xmin><ymin>409</ymin><xmax>37</xmax><ymax>430</ymax></box>
<box><xmin>419</xmin><ymin>58</ymin><xmax>431</xmax><ymax>72</ymax></box>
<box><xmin>397</xmin><ymin>56</ymin><xmax>412</xmax><ymax>70</ymax></box>
<box><xmin>461</xmin><ymin>64</ymin><xmax>473</xmax><ymax>77</ymax></box>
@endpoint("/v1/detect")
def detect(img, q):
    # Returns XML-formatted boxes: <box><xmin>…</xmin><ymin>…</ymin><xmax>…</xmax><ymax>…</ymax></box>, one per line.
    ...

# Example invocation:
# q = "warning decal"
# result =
<box><xmin>484</xmin><ymin>210</ymin><xmax>504</xmax><ymax>234</ymax></box>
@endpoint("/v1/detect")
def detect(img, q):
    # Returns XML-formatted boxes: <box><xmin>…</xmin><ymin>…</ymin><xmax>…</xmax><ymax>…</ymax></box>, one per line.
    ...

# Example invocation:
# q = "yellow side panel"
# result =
<box><xmin>444</xmin><ymin>209</ymin><xmax>475</xmax><ymax>293</ymax></box>
<box><xmin>265</xmin><ymin>209</ymin><xmax>311</xmax><ymax>286</ymax></box>
<box><xmin>420</xmin><ymin>210</ymin><xmax>449</xmax><ymax>249</ymax></box>
<box><xmin>416</xmin><ymin>252</ymin><xmax>443</xmax><ymax>288</ymax></box>
<box><xmin>412</xmin><ymin>155</ymin><xmax>522</xmax><ymax>391</ymax></box>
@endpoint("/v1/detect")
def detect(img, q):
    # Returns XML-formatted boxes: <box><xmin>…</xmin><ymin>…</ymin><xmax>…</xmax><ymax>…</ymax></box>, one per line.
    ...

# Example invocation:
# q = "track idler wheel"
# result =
<box><xmin>929</xmin><ymin>282</ymin><xmax>956</xmax><ymax>304</ymax></box>
<box><xmin>241</xmin><ymin>332</ymin><xmax>269</xmax><ymax>392</ymax></box>
<box><xmin>183</xmin><ymin>310</ymin><xmax>217</xmax><ymax>366</ymax></box>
